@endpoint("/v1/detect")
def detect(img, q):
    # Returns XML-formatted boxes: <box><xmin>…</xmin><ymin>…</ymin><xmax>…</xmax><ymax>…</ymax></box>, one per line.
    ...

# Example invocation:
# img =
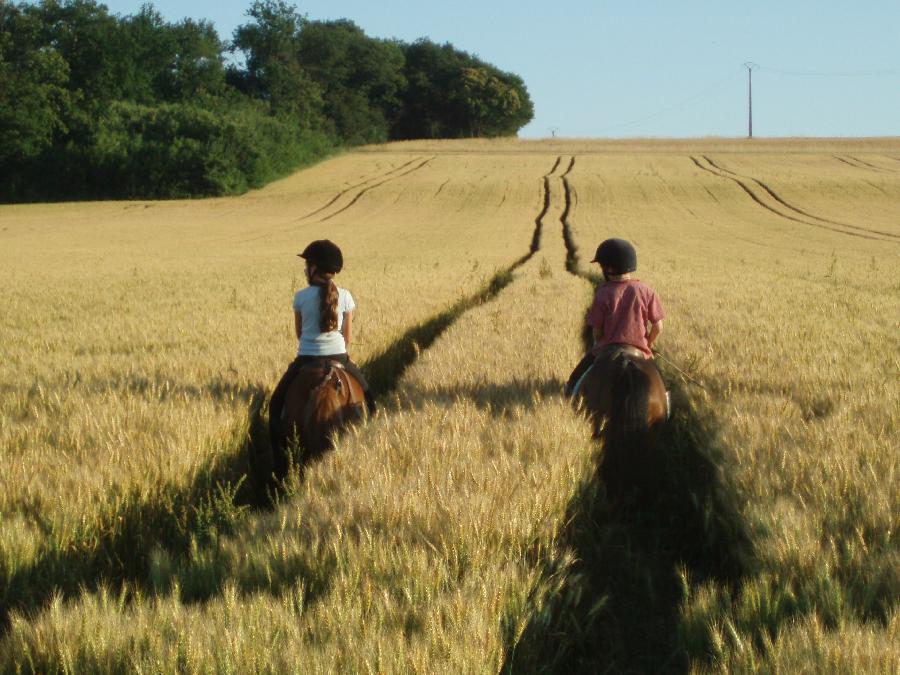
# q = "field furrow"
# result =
<box><xmin>303</xmin><ymin>156</ymin><xmax>427</xmax><ymax>219</ymax></box>
<box><xmin>317</xmin><ymin>156</ymin><xmax>435</xmax><ymax>223</ymax></box>
<box><xmin>691</xmin><ymin>156</ymin><xmax>891</xmax><ymax>241</ymax></box>
<box><xmin>704</xmin><ymin>155</ymin><xmax>900</xmax><ymax>240</ymax></box>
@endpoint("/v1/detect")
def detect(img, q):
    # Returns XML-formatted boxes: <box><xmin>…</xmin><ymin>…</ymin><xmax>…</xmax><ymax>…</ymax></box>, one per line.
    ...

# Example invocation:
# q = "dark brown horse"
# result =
<box><xmin>273</xmin><ymin>360</ymin><xmax>367</xmax><ymax>477</ymax></box>
<box><xmin>574</xmin><ymin>346</ymin><xmax>669</xmax><ymax>499</ymax></box>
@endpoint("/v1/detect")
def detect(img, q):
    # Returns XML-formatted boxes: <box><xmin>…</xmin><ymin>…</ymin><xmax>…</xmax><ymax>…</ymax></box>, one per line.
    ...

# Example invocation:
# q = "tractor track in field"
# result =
<box><xmin>560</xmin><ymin>157</ymin><xmax>583</xmax><ymax>276</ymax></box>
<box><xmin>238</xmin><ymin>157</ymin><xmax>433</xmax><ymax>243</ymax></box>
<box><xmin>297</xmin><ymin>156</ymin><xmax>425</xmax><ymax>220</ymax></box>
<box><xmin>846</xmin><ymin>155</ymin><xmax>895</xmax><ymax>172</ymax></box>
<box><xmin>531</xmin><ymin>156</ymin><xmax>562</xmax><ymax>252</ymax></box>
<box><xmin>833</xmin><ymin>154</ymin><xmax>896</xmax><ymax>174</ymax></box>
<box><xmin>366</xmin><ymin>154</ymin><xmax>565</xmax><ymax>396</ymax></box>
<box><xmin>557</xmin><ymin>155</ymin><xmax>601</xmax><ymax>284</ymax></box>
<box><xmin>316</xmin><ymin>157</ymin><xmax>435</xmax><ymax>223</ymax></box>
<box><xmin>691</xmin><ymin>156</ymin><xmax>894</xmax><ymax>242</ymax></box>
<box><xmin>433</xmin><ymin>179</ymin><xmax>450</xmax><ymax>198</ymax></box>
<box><xmin>703</xmin><ymin>156</ymin><xmax>900</xmax><ymax>241</ymax></box>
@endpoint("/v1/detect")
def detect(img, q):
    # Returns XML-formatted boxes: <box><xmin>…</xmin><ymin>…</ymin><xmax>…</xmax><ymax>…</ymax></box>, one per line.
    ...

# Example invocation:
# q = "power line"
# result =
<box><xmin>590</xmin><ymin>61</ymin><xmax>897</xmax><ymax>137</ymax></box>
<box><xmin>594</xmin><ymin>70</ymin><xmax>742</xmax><ymax>134</ymax></box>
<box><xmin>756</xmin><ymin>65</ymin><xmax>900</xmax><ymax>77</ymax></box>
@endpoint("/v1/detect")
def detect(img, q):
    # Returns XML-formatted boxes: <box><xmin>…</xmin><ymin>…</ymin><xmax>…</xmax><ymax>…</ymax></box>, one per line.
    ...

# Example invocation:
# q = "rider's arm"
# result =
<box><xmin>341</xmin><ymin>311</ymin><xmax>353</xmax><ymax>348</ymax></box>
<box><xmin>647</xmin><ymin>319</ymin><xmax>662</xmax><ymax>350</ymax></box>
<box><xmin>592</xmin><ymin>324</ymin><xmax>603</xmax><ymax>344</ymax></box>
<box><xmin>294</xmin><ymin>311</ymin><xmax>302</xmax><ymax>340</ymax></box>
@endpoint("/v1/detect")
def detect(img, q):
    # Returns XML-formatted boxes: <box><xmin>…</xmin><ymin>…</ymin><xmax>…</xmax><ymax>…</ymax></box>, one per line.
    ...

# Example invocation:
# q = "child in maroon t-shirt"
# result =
<box><xmin>565</xmin><ymin>238</ymin><xmax>665</xmax><ymax>396</ymax></box>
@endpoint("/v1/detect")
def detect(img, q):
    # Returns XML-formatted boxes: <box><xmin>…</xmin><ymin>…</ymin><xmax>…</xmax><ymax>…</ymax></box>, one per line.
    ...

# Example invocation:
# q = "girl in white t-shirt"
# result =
<box><xmin>269</xmin><ymin>240</ymin><xmax>375</xmax><ymax>447</ymax></box>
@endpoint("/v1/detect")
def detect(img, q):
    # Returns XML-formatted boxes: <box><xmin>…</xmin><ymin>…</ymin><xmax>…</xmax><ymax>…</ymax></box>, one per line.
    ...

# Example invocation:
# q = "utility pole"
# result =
<box><xmin>743</xmin><ymin>62</ymin><xmax>757</xmax><ymax>138</ymax></box>
<box><xmin>547</xmin><ymin>126</ymin><xmax>559</xmax><ymax>138</ymax></box>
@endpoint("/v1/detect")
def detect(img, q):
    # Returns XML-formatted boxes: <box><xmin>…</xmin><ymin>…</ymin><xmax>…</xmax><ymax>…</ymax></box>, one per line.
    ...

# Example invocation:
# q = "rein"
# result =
<box><xmin>652</xmin><ymin>350</ymin><xmax>707</xmax><ymax>391</ymax></box>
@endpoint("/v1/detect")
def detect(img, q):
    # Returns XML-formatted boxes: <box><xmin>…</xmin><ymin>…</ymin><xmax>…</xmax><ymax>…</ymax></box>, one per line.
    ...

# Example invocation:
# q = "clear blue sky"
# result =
<box><xmin>101</xmin><ymin>0</ymin><xmax>900</xmax><ymax>138</ymax></box>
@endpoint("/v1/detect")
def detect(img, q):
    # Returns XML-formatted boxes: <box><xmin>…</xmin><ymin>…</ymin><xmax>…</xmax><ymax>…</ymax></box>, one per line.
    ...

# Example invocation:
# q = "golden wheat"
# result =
<box><xmin>1</xmin><ymin>138</ymin><xmax>897</xmax><ymax>672</ymax></box>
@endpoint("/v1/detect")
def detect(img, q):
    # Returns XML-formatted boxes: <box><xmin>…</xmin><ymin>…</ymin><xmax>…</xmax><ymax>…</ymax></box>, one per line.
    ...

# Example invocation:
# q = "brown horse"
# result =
<box><xmin>274</xmin><ymin>360</ymin><xmax>367</xmax><ymax>477</ymax></box>
<box><xmin>574</xmin><ymin>346</ymin><xmax>669</xmax><ymax>500</ymax></box>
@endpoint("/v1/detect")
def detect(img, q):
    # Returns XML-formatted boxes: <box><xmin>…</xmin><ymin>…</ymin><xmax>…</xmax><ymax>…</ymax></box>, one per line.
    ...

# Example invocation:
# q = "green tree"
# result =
<box><xmin>231</xmin><ymin>0</ymin><xmax>323</xmax><ymax>127</ymax></box>
<box><xmin>24</xmin><ymin>0</ymin><xmax>124</xmax><ymax>103</ymax></box>
<box><xmin>457</xmin><ymin>67</ymin><xmax>533</xmax><ymax>137</ymax></box>
<box><xmin>297</xmin><ymin>19</ymin><xmax>405</xmax><ymax>144</ymax></box>
<box><xmin>0</xmin><ymin>2</ymin><xmax>71</xmax><ymax>195</ymax></box>
<box><xmin>166</xmin><ymin>19</ymin><xmax>226</xmax><ymax>100</ymax></box>
<box><xmin>392</xmin><ymin>39</ymin><xmax>533</xmax><ymax>140</ymax></box>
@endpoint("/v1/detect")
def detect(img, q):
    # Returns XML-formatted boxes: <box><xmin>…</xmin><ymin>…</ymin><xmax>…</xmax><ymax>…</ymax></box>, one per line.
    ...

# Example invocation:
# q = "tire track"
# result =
<box><xmin>318</xmin><ymin>157</ymin><xmax>434</xmax><ymax>223</ymax></box>
<box><xmin>560</xmin><ymin>158</ymin><xmax>581</xmax><ymax>275</ymax></box>
<box><xmin>833</xmin><ymin>155</ymin><xmax>893</xmax><ymax>174</ymax></box>
<box><xmin>833</xmin><ymin>155</ymin><xmax>863</xmax><ymax>171</ymax></box>
<box><xmin>531</xmin><ymin>156</ymin><xmax>565</xmax><ymax>253</ymax></box>
<box><xmin>366</xmin><ymin>155</ymin><xmax>564</xmax><ymax>395</ymax></box>
<box><xmin>703</xmin><ymin>156</ymin><xmax>900</xmax><ymax>240</ymax></box>
<box><xmin>558</xmin><ymin>157</ymin><xmax>603</xmax><ymax>284</ymax></box>
<box><xmin>433</xmin><ymin>179</ymin><xmax>450</xmax><ymax>198</ymax></box>
<box><xmin>704</xmin><ymin>186</ymin><xmax>721</xmax><ymax>204</ymax></box>
<box><xmin>298</xmin><ymin>157</ymin><xmax>424</xmax><ymax>221</ymax></box>
<box><xmin>690</xmin><ymin>156</ymin><xmax>890</xmax><ymax>242</ymax></box>
<box><xmin>845</xmin><ymin>155</ymin><xmax>897</xmax><ymax>173</ymax></box>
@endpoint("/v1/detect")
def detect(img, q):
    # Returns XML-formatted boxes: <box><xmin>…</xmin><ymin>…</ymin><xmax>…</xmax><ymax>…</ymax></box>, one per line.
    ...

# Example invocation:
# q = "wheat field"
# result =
<box><xmin>0</xmin><ymin>138</ymin><xmax>898</xmax><ymax>672</ymax></box>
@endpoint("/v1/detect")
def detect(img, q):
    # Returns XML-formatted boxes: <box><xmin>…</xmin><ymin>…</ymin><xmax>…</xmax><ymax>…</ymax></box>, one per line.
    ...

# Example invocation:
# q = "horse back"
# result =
<box><xmin>282</xmin><ymin>361</ymin><xmax>366</xmax><ymax>457</ymax></box>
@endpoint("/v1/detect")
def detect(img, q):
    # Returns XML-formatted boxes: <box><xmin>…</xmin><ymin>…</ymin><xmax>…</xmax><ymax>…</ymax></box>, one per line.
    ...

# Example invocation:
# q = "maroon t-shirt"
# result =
<box><xmin>587</xmin><ymin>279</ymin><xmax>665</xmax><ymax>357</ymax></box>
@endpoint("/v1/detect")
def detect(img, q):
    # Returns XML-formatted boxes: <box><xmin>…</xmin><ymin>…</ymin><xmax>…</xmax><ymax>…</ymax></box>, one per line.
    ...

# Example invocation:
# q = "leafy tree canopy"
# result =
<box><xmin>1</xmin><ymin>0</ymin><xmax>533</xmax><ymax>201</ymax></box>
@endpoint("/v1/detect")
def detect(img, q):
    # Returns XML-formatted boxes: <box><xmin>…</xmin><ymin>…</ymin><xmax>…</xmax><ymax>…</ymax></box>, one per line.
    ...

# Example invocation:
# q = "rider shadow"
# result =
<box><xmin>502</xmin><ymin>377</ymin><xmax>755</xmax><ymax>673</ymax></box>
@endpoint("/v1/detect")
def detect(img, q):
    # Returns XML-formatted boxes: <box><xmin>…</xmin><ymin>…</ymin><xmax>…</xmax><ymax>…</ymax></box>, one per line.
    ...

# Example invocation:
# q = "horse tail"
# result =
<box><xmin>601</xmin><ymin>355</ymin><xmax>652</xmax><ymax>498</ymax></box>
<box><xmin>302</xmin><ymin>365</ymin><xmax>345</xmax><ymax>457</ymax></box>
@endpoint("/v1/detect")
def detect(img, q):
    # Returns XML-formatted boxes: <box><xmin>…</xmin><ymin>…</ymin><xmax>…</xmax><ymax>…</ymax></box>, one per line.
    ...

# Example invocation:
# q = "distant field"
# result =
<box><xmin>1</xmin><ymin>138</ymin><xmax>897</xmax><ymax>672</ymax></box>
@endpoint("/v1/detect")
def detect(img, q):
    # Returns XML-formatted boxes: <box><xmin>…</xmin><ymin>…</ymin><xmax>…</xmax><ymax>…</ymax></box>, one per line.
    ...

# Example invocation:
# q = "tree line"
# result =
<box><xmin>0</xmin><ymin>0</ymin><xmax>534</xmax><ymax>201</ymax></box>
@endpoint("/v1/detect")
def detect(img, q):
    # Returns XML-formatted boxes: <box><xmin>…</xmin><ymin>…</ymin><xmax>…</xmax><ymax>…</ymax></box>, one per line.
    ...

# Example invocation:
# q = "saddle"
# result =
<box><xmin>571</xmin><ymin>344</ymin><xmax>649</xmax><ymax>398</ymax></box>
<box><xmin>300</xmin><ymin>358</ymin><xmax>346</xmax><ymax>372</ymax></box>
<box><xmin>595</xmin><ymin>344</ymin><xmax>646</xmax><ymax>361</ymax></box>
<box><xmin>303</xmin><ymin>360</ymin><xmax>366</xmax><ymax>418</ymax></box>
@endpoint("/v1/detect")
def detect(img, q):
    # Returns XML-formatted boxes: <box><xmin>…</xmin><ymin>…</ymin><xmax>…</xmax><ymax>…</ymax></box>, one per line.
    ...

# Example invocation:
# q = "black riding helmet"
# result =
<box><xmin>591</xmin><ymin>238</ymin><xmax>637</xmax><ymax>274</ymax></box>
<box><xmin>298</xmin><ymin>239</ymin><xmax>343</xmax><ymax>274</ymax></box>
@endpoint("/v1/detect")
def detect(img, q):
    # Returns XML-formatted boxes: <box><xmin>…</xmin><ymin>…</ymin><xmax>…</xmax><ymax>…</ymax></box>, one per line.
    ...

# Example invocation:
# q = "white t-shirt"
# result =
<box><xmin>293</xmin><ymin>285</ymin><xmax>356</xmax><ymax>356</ymax></box>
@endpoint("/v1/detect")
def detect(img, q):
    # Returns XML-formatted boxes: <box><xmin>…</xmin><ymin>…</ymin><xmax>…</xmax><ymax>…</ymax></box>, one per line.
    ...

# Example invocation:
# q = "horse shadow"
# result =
<box><xmin>502</xmin><ymin>377</ymin><xmax>755</xmax><ymax>674</ymax></box>
<box><xmin>0</xmin><ymin>382</ymin><xmax>284</xmax><ymax>629</ymax></box>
